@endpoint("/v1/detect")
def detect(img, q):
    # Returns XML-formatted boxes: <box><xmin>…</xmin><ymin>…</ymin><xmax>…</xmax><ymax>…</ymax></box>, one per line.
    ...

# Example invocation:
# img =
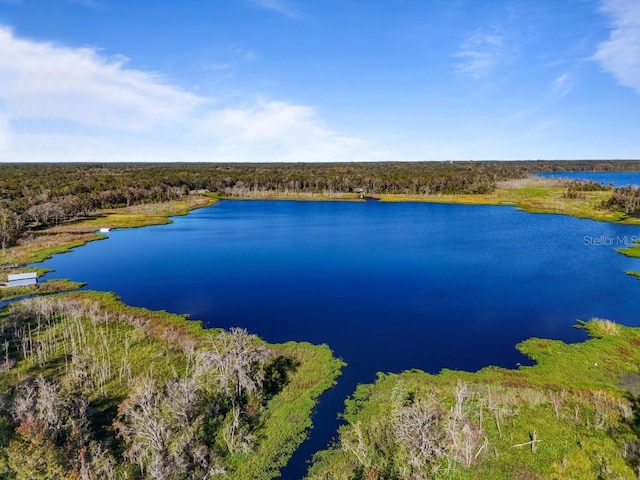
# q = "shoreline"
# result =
<box><xmin>0</xmin><ymin>290</ymin><xmax>344</xmax><ymax>480</ymax></box>
<box><xmin>307</xmin><ymin>319</ymin><xmax>640</xmax><ymax>478</ymax></box>
<box><xmin>0</xmin><ymin>194</ymin><xmax>219</xmax><ymax>275</ymax></box>
<box><xmin>3</xmin><ymin>176</ymin><xmax>637</xmax><ymax>278</ymax></box>
<box><xmin>218</xmin><ymin>177</ymin><xmax>639</xmax><ymax>225</ymax></box>
<box><xmin>0</xmin><ymin>193</ymin><xmax>348</xmax><ymax>479</ymax></box>
<box><xmin>0</xmin><ymin>278</ymin><xmax>86</xmax><ymax>302</ymax></box>
<box><xmin>2</xmin><ymin>181</ymin><xmax>640</xmax><ymax>477</ymax></box>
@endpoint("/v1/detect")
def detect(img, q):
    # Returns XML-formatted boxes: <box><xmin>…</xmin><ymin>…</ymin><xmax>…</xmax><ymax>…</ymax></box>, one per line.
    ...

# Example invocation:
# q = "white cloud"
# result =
<box><xmin>0</xmin><ymin>114</ymin><xmax>8</xmax><ymax>152</ymax></box>
<box><xmin>247</xmin><ymin>0</ymin><xmax>298</xmax><ymax>18</ymax></box>
<box><xmin>0</xmin><ymin>28</ymin><xmax>204</xmax><ymax>132</ymax></box>
<box><xmin>203</xmin><ymin>101</ymin><xmax>323</xmax><ymax>141</ymax></box>
<box><xmin>593</xmin><ymin>0</ymin><xmax>640</xmax><ymax>94</ymax></box>
<box><xmin>454</xmin><ymin>29</ymin><xmax>506</xmax><ymax>80</ymax></box>
<box><xmin>0</xmin><ymin>27</ymin><xmax>371</xmax><ymax>163</ymax></box>
<box><xmin>194</xmin><ymin>101</ymin><xmax>367</xmax><ymax>163</ymax></box>
<box><xmin>551</xmin><ymin>72</ymin><xmax>573</xmax><ymax>97</ymax></box>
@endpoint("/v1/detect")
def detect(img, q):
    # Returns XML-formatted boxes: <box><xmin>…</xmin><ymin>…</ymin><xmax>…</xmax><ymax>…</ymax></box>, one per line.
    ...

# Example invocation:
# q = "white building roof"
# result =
<box><xmin>8</xmin><ymin>272</ymin><xmax>38</xmax><ymax>281</ymax></box>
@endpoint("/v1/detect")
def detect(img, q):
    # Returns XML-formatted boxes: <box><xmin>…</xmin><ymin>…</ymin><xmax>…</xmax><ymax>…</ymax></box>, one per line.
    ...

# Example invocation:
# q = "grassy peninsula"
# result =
<box><xmin>0</xmin><ymin>291</ymin><xmax>343</xmax><ymax>479</ymax></box>
<box><xmin>375</xmin><ymin>177</ymin><xmax>637</xmax><ymax>224</ymax></box>
<box><xmin>0</xmin><ymin>279</ymin><xmax>86</xmax><ymax>301</ymax></box>
<box><xmin>0</xmin><ymin>194</ymin><xmax>217</xmax><ymax>300</ymax></box>
<box><xmin>307</xmin><ymin>319</ymin><xmax>640</xmax><ymax>479</ymax></box>
<box><xmin>0</xmin><ymin>194</ymin><xmax>217</xmax><ymax>268</ymax></box>
<box><xmin>618</xmin><ymin>243</ymin><xmax>640</xmax><ymax>259</ymax></box>
<box><xmin>616</xmin><ymin>242</ymin><xmax>640</xmax><ymax>280</ymax></box>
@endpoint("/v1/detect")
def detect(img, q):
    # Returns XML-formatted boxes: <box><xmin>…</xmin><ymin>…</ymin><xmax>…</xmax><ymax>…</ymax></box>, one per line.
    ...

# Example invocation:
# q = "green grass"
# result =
<box><xmin>0</xmin><ymin>291</ymin><xmax>344</xmax><ymax>479</ymax></box>
<box><xmin>0</xmin><ymin>279</ymin><xmax>85</xmax><ymax>301</ymax></box>
<box><xmin>0</xmin><ymin>195</ymin><xmax>218</xmax><ymax>272</ymax></box>
<box><xmin>71</xmin><ymin>195</ymin><xmax>219</xmax><ymax>230</ymax></box>
<box><xmin>618</xmin><ymin>243</ymin><xmax>640</xmax><ymax>277</ymax></box>
<box><xmin>307</xmin><ymin>319</ymin><xmax>640</xmax><ymax>479</ymax></box>
<box><xmin>220</xmin><ymin>176</ymin><xmax>634</xmax><ymax>226</ymax></box>
<box><xmin>618</xmin><ymin>245</ymin><xmax>640</xmax><ymax>258</ymax></box>
<box><xmin>377</xmin><ymin>181</ymin><xmax>631</xmax><ymax>224</ymax></box>
<box><xmin>0</xmin><ymin>234</ymin><xmax>106</xmax><ymax>269</ymax></box>
<box><xmin>232</xmin><ymin>342</ymin><xmax>344</xmax><ymax>479</ymax></box>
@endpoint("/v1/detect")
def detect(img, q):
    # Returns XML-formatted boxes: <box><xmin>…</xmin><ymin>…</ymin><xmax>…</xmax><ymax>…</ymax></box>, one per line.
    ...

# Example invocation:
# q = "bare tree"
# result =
<box><xmin>10</xmin><ymin>380</ymin><xmax>38</xmax><ymax>424</ymax></box>
<box><xmin>394</xmin><ymin>398</ymin><xmax>447</xmax><ymax>470</ymax></box>
<box><xmin>78</xmin><ymin>442</ymin><xmax>118</xmax><ymax>480</ymax></box>
<box><xmin>115</xmin><ymin>378</ymin><xmax>169</xmax><ymax>474</ymax></box>
<box><xmin>34</xmin><ymin>376</ymin><xmax>64</xmax><ymax>431</ymax></box>
<box><xmin>194</xmin><ymin>327</ymin><xmax>271</xmax><ymax>403</ymax></box>
<box><xmin>115</xmin><ymin>377</ymin><xmax>219</xmax><ymax>479</ymax></box>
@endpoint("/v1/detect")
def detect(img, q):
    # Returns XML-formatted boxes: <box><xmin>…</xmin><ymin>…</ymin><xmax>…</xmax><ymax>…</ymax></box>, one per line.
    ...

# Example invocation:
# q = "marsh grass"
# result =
<box><xmin>0</xmin><ymin>291</ymin><xmax>343</xmax><ymax>479</ymax></box>
<box><xmin>307</xmin><ymin>318</ymin><xmax>640</xmax><ymax>479</ymax></box>
<box><xmin>618</xmin><ymin>244</ymin><xmax>640</xmax><ymax>258</ymax></box>
<box><xmin>0</xmin><ymin>279</ymin><xmax>85</xmax><ymax>301</ymax></box>
<box><xmin>376</xmin><ymin>179</ymin><xmax>628</xmax><ymax>224</ymax></box>
<box><xmin>626</xmin><ymin>271</ymin><xmax>640</xmax><ymax>280</ymax></box>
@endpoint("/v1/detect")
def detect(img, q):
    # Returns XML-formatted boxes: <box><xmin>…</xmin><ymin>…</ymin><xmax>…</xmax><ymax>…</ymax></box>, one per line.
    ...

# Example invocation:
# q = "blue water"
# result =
<box><xmin>36</xmin><ymin>200</ymin><xmax>640</xmax><ymax>478</ymax></box>
<box><xmin>537</xmin><ymin>171</ymin><xmax>640</xmax><ymax>187</ymax></box>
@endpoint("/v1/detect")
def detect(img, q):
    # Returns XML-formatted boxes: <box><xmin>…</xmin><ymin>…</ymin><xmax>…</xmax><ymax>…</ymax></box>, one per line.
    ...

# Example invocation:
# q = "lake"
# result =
<box><xmin>38</xmin><ymin>200</ymin><xmax>640</xmax><ymax>478</ymax></box>
<box><xmin>537</xmin><ymin>171</ymin><xmax>640</xmax><ymax>187</ymax></box>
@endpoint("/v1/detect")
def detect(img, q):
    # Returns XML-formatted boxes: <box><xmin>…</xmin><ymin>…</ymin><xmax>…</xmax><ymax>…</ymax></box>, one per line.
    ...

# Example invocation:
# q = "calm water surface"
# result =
<box><xmin>38</xmin><ymin>201</ymin><xmax>640</xmax><ymax>478</ymax></box>
<box><xmin>537</xmin><ymin>171</ymin><xmax>640</xmax><ymax>187</ymax></box>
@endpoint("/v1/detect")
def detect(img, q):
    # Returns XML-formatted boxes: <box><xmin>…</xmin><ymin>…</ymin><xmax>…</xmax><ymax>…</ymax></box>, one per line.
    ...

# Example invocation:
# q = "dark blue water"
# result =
<box><xmin>36</xmin><ymin>201</ymin><xmax>640</xmax><ymax>478</ymax></box>
<box><xmin>537</xmin><ymin>171</ymin><xmax>640</xmax><ymax>187</ymax></box>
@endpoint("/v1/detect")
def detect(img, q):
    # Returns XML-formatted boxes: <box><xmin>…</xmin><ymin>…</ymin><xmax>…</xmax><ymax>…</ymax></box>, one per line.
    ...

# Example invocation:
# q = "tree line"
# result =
<box><xmin>2</xmin><ymin>161</ymin><xmax>640</xmax><ymax>249</ymax></box>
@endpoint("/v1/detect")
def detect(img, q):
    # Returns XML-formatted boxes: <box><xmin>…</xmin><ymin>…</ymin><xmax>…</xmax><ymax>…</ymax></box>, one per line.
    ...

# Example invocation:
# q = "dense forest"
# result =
<box><xmin>2</xmin><ymin>161</ymin><xmax>640</xmax><ymax>211</ymax></box>
<box><xmin>1</xmin><ymin>161</ymin><xmax>640</xmax><ymax>250</ymax></box>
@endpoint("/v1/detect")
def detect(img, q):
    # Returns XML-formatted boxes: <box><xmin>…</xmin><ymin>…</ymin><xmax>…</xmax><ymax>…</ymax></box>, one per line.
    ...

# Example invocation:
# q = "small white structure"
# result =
<box><xmin>99</xmin><ymin>228</ymin><xmax>110</xmax><ymax>233</ymax></box>
<box><xmin>7</xmin><ymin>272</ymin><xmax>38</xmax><ymax>287</ymax></box>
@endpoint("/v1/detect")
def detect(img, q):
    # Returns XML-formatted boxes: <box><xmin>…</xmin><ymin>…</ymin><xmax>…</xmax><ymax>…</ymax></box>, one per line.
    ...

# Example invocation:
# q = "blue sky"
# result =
<box><xmin>0</xmin><ymin>0</ymin><xmax>638</xmax><ymax>162</ymax></box>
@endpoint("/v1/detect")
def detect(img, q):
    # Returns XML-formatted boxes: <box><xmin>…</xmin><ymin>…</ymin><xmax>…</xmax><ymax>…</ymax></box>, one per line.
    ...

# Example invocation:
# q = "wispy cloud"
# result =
<box><xmin>247</xmin><ymin>0</ymin><xmax>298</xmax><ymax>18</ymax></box>
<box><xmin>509</xmin><ymin>72</ymin><xmax>574</xmax><ymax>123</ymax></box>
<box><xmin>551</xmin><ymin>72</ymin><xmax>573</xmax><ymax>97</ymax></box>
<box><xmin>0</xmin><ymin>27</ymin><xmax>371</xmax><ymax>162</ymax></box>
<box><xmin>454</xmin><ymin>29</ymin><xmax>508</xmax><ymax>80</ymax></box>
<box><xmin>593</xmin><ymin>0</ymin><xmax>640</xmax><ymax>94</ymax></box>
<box><xmin>228</xmin><ymin>42</ymin><xmax>257</xmax><ymax>62</ymax></box>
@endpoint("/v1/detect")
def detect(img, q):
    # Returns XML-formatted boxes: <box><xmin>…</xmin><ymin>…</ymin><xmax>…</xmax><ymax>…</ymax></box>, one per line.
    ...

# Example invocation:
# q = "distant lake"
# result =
<box><xmin>38</xmin><ymin>200</ymin><xmax>640</xmax><ymax>478</ymax></box>
<box><xmin>537</xmin><ymin>171</ymin><xmax>640</xmax><ymax>187</ymax></box>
